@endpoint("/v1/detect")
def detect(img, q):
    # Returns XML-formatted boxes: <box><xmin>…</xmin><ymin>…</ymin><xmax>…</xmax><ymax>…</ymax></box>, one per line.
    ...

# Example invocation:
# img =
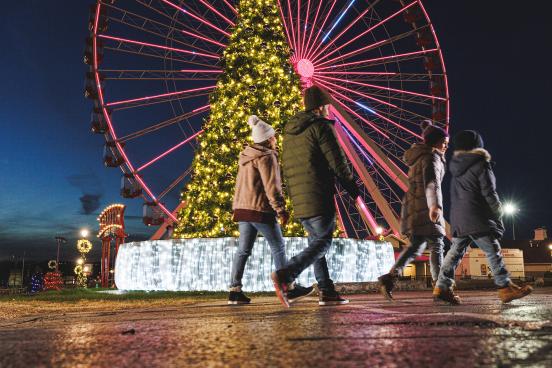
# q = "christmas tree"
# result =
<box><xmin>174</xmin><ymin>0</ymin><xmax>304</xmax><ymax>238</ymax></box>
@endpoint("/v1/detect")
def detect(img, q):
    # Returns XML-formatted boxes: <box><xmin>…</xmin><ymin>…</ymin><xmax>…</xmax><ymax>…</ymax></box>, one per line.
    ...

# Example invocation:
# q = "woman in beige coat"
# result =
<box><xmin>229</xmin><ymin>115</ymin><xmax>313</xmax><ymax>305</ymax></box>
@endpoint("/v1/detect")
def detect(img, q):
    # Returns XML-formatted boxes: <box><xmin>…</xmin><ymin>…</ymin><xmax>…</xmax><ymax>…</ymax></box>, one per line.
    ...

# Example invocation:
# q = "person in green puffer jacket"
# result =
<box><xmin>271</xmin><ymin>86</ymin><xmax>359</xmax><ymax>308</ymax></box>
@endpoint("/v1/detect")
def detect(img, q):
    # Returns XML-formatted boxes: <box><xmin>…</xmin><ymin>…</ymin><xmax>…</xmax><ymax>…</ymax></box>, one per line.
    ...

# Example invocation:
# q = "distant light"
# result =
<box><xmin>80</xmin><ymin>229</ymin><xmax>90</xmax><ymax>238</ymax></box>
<box><xmin>77</xmin><ymin>258</ymin><xmax>84</xmax><ymax>265</ymax></box>
<box><xmin>83</xmin><ymin>266</ymin><xmax>90</xmax><ymax>273</ymax></box>
<box><xmin>375</xmin><ymin>226</ymin><xmax>384</xmax><ymax>235</ymax></box>
<box><xmin>548</xmin><ymin>244</ymin><xmax>552</xmax><ymax>251</ymax></box>
<box><xmin>503</xmin><ymin>203</ymin><xmax>518</xmax><ymax>216</ymax></box>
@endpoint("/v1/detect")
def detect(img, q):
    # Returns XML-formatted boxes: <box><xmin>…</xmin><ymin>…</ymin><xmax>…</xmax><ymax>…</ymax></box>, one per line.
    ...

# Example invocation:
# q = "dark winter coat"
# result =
<box><xmin>449</xmin><ymin>148</ymin><xmax>505</xmax><ymax>238</ymax></box>
<box><xmin>400</xmin><ymin>143</ymin><xmax>446</xmax><ymax>237</ymax></box>
<box><xmin>282</xmin><ymin>111</ymin><xmax>359</xmax><ymax>219</ymax></box>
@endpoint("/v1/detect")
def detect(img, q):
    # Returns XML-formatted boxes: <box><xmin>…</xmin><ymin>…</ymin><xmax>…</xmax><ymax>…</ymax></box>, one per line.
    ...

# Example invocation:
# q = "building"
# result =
<box><xmin>455</xmin><ymin>248</ymin><xmax>525</xmax><ymax>279</ymax></box>
<box><xmin>501</xmin><ymin>227</ymin><xmax>552</xmax><ymax>278</ymax></box>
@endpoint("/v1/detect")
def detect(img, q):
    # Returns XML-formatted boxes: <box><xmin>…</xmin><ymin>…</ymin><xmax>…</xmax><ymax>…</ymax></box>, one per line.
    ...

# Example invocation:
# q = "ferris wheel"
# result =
<box><xmin>85</xmin><ymin>0</ymin><xmax>449</xmax><ymax>239</ymax></box>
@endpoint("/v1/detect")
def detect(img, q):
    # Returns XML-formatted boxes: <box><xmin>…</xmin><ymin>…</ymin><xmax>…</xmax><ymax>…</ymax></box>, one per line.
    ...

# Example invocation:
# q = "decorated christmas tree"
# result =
<box><xmin>174</xmin><ymin>0</ymin><xmax>304</xmax><ymax>238</ymax></box>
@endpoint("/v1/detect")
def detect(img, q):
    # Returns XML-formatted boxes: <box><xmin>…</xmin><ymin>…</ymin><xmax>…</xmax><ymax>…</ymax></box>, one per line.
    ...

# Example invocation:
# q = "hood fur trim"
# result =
<box><xmin>453</xmin><ymin>148</ymin><xmax>491</xmax><ymax>162</ymax></box>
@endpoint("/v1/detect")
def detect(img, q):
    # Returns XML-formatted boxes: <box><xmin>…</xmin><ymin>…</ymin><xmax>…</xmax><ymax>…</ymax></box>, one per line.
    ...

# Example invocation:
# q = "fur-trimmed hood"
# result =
<box><xmin>449</xmin><ymin>148</ymin><xmax>492</xmax><ymax>177</ymax></box>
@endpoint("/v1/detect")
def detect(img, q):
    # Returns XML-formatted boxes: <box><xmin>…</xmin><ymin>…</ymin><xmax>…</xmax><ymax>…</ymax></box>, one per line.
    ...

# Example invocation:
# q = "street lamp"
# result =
<box><xmin>80</xmin><ymin>229</ymin><xmax>90</xmax><ymax>238</ymax></box>
<box><xmin>503</xmin><ymin>202</ymin><xmax>518</xmax><ymax>240</ymax></box>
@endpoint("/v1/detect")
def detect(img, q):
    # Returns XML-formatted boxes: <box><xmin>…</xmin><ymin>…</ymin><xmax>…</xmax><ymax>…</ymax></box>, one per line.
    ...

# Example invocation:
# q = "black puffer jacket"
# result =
<box><xmin>400</xmin><ymin>144</ymin><xmax>446</xmax><ymax>237</ymax></box>
<box><xmin>449</xmin><ymin>148</ymin><xmax>504</xmax><ymax>238</ymax></box>
<box><xmin>282</xmin><ymin>111</ymin><xmax>358</xmax><ymax>219</ymax></box>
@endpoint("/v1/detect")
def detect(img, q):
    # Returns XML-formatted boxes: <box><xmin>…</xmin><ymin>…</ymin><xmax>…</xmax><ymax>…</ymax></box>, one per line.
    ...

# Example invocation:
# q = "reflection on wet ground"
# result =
<box><xmin>1</xmin><ymin>289</ymin><xmax>551</xmax><ymax>367</ymax></box>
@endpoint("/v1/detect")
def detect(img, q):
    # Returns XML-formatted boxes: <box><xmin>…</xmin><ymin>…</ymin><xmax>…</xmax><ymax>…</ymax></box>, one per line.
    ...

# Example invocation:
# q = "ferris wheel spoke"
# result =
<box><xmin>98</xmin><ymin>34</ymin><xmax>220</xmax><ymax>60</ymax></box>
<box><xmin>100</xmin><ymin>69</ymin><xmax>220</xmax><ymax>80</ymax></box>
<box><xmin>315</xmin><ymin>73</ymin><xmax>445</xmax><ymax>102</ymax></box>
<box><xmin>197</xmin><ymin>0</ymin><xmax>235</xmax><ymax>26</ymax></box>
<box><xmin>158</xmin><ymin>167</ymin><xmax>194</xmax><ymax>200</ymax></box>
<box><xmin>298</xmin><ymin>0</ymin><xmax>311</xmax><ymax>59</ymax></box>
<box><xmin>317</xmin><ymin>48</ymin><xmax>439</xmax><ymax>72</ymax></box>
<box><xmin>312</xmin><ymin>73</ymin><xmax>398</xmax><ymax>109</ymax></box>
<box><xmin>310</xmin><ymin>1</ymin><xmax>417</xmax><ymax>64</ymax></box>
<box><xmin>286</xmin><ymin>0</ymin><xmax>298</xmax><ymax>57</ymax></box>
<box><xmin>103</xmin><ymin>46</ymin><xmax>218</xmax><ymax>69</ymax></box>
<box><xmin>135</xmin><ymin>129</ymin><xmax>204</xmax><ymax>173</ymax></box>
<box><xmin>221</xmin><ymin>0</ymin><xmax>238</xmax><ymax>15</ymax></box>
<box><xmin>103</xmin><ymin>3</ymin><xmax>223</xmax><ymax>56</ymax></box>
<box><xmin>302</xmin><ymin>0</ymin><xmax>323</xmax><ymax>60</ymax></box>
<box><xmin>181</xmin><ymin>29</ymin><xmax>227</xmax><ymax>49</ymax></box>
<box><xmin>118</xmin><ymin>105</ymin><xmax>210</xmax><ymax>143</ymax></box>
<box><xmin>157</xmin><ymin>0</ymin><xmax>231</xmax><ymax>37</ymax></box>
<box><xmin>303</xmin><ymin>0</ymin><xmax>337</xmax><ymax>61</ymax></box>
<box><xmin>106</xmin><ymin>85</ymin><xmax>215</xmax><ymax>108</ymax></box>
<box><xmin>309</xmin><ymin>0</ymin><xmax>380</xmax><ymax>63</ymax></box>
<box><xmin>314</xmin><ymin>25</ymin><xmax>429</xmax><ymax>68</ymax></box>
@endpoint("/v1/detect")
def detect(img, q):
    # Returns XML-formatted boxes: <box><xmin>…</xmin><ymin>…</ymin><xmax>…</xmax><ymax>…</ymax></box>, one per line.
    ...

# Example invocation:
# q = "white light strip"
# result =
<box><xmin>115</xmin><ymin>238</ymin><xmax>395</xmax><ymax>291</ymax></box>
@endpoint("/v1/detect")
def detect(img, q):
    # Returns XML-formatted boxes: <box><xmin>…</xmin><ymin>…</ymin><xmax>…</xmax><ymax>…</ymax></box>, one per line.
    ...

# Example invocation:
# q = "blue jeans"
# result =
<box><xmin>393</xmin><ymin>236</ymin><xmax>444</xmax><ymax>281</ymax></box>
<box><xmin>230</xmin><ymin>221</ymin><xmax>287</xmax><ymax>288</ymax></box>
<box><xmin>285</xmin><ymin>215</ymin><xmax>336</xmax><ymax>291</ymax></box>
<box><xmin>437</xmin><ymin>234</ymin><xmax>511</xmax><ymax>289</ymax></box>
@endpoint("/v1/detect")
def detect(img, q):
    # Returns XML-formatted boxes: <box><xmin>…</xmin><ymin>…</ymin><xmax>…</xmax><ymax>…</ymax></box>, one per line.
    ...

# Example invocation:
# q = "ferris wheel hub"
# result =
<box><xmin>296</xmin><ymin>58</ymin><xmax>315</xmax><ymax>78</ymax></box>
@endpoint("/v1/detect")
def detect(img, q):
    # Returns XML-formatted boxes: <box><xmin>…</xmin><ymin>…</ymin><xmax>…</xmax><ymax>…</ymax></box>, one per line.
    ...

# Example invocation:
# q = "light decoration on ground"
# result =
<box><xmin>30</xmin><ymin>273</ymin><xmax>44</xmax><ymax>293</ymax></box>
<box><xmin>77</xmin><ymin>239</ymin><xmax>93</xmax><ymax>254</ymax></box>
<box><xmin>43</xmin><ymin>271</ymin><xmax>63</xmax><ymax>291</ymax></box>
<box><xmin>75</xmin><ymin>236</ymin><xmax>93</xmax><ymax>287</ymax></box>
<box><xmin>115</xmin><ymin>238</ymin><xmax>394</xmax><ymax>291</ymax></box>
<box><xmin>173</xmin><ymin>0</ymin><xmax>304</xmax><ymax>238</ymax></box>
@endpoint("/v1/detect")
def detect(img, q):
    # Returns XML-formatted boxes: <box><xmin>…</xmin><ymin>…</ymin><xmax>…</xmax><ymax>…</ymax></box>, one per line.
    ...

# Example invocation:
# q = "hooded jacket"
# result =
<box><xmin>449</xmin><ymin>148</ymin><xmax>504</xmax><ymax>238</ymax></box>
<box><xmin>232</xmin><ymin>144</ymin><xmax>286</xmax><ymax>223</ymax></box>
<box><xmin>400</xmin><ymin>143</ymin><xmax>446</xmax><ymax>237</ymax></box>
<box><xmin>282</xmin><ymin>111</ymin><xmax>358</xmax><ymax>219</ymax></box>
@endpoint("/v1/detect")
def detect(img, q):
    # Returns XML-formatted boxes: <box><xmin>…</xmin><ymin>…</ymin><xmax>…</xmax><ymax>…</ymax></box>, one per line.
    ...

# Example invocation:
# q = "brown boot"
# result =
<box><xmin>433</xmin><ymin>286</ymin><xmax>461</xmax><ymax>305</ymax></box>
<box><xmin>498</xmin><ymin>282</ymin><xmax>533</xmax><ymax>303</ymax></box>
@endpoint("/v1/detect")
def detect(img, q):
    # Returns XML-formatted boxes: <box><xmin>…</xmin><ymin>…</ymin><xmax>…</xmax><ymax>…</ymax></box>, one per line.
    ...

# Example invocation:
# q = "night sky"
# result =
<box><xmin>1</xmin><ymin>1</ymin><xmax>551</xmax><ymax>262</ymax></box>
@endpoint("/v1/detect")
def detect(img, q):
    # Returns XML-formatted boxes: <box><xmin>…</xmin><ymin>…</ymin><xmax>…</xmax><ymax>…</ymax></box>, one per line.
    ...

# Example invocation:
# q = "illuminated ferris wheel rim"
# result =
<box><xmin>90</xmin><ymin>0</ymin><xmax>450</xmax><ymax>235</ymax></box>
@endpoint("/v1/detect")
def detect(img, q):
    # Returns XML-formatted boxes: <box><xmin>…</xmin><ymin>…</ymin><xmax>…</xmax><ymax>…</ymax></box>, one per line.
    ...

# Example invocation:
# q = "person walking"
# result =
<box><xmin>271</xmin><ymin>86</ymin><xmax>359</xmax><ymax>307</ymax></box>
<box><xmin>378</xmin><ymin>121</ymin><xmax>449</xmax><ymax>301</ymax></box>
<box><xmin>229</xmin><ymin>115</ymin><xmax>313</xmax><ymax>305</ymax></box>
<box><xmin>433</xmin><ymin>130</ymin><xmax>532</xmax><ymax>304</ymax></box>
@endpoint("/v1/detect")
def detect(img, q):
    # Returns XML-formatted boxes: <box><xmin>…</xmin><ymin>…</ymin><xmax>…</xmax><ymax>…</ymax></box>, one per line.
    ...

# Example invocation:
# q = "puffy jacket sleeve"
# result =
<box><xmin>423</xmin><ymin>153</ymin><xmax>443</xmax><ymax>210</ymax></box>
<box><xmin>478</xmin><ymin>162</ymin><xmax>502</xmax><ymax>221</ymax></box>
<box><xmin>257</xmin><ymin>153</ymin><xmax>287</xmax><ymax>214</ymax></box>
<box><xmin>317</xmin><ymin>122</ymin><xmax>359</xmax><ymax>198</ymax></box>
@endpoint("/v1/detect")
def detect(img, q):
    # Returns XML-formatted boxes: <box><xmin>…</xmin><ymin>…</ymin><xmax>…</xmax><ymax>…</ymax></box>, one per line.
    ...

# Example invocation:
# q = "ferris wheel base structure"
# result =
<box><xmin>114</xmin><ymin>238</ymin><xmax>395</xmax><ymax>292</ymax></box>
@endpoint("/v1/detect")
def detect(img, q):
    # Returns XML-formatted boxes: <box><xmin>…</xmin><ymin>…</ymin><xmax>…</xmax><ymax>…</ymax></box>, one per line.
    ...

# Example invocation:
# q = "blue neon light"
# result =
<box><xmin>322</xmin><ymin>0</ymin><xmax>356</xmax><ymax>43</ymax></box>
<box><xmin>355</xmin><ymin>101</ymin><xmax>376</xmax><ymax>114</ymax></box>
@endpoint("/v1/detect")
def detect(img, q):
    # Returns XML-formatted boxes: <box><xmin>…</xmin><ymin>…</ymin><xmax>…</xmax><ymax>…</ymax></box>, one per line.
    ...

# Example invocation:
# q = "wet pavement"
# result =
<box><xmin>1</xmin><ymin>288</ymin><xmax>551</xmax><ymax>368</ymax></box>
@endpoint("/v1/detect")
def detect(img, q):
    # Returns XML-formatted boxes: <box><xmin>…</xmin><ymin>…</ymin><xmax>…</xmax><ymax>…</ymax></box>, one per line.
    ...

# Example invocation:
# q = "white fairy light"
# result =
<box><xmin>115</xmin><ymin>238</ymin><xmax>395</xmax><ymax>292</ymax></box>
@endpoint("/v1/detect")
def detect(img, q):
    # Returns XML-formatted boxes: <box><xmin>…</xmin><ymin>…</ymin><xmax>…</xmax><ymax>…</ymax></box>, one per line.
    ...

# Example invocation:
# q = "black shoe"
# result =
<box><xmin>378</xmin><ymin>273</ymin><xmax>396</xmax><ymax>301</ymax></box>
<box><xmin>288</xmin><ymin>284</ymin><xmax>315</xmax><ymax>304</ymax></box>
<box><xmin>228</xmin><ymin>291</ymin><xmax>251</xmax><ymax>305</ymax></box>
<box><xmin>319</xmin><ymin>289</ymin><xmax>349</xmax><ymax>306</ymax></box>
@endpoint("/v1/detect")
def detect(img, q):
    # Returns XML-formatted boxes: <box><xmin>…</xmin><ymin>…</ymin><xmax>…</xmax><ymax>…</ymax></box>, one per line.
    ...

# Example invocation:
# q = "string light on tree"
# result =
<box><xmin>174</xmin><ymin>0</ymin><xmax>304</xmax><ymax>238</ymax></box>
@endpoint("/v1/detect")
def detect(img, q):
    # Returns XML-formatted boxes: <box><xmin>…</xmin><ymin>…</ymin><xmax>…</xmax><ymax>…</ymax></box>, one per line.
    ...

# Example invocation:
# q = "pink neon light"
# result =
<box><xmin>222</xmin><ymin>0</ymin><xmax>238</xmax><ymax>15</ymax></box>
<box><xmin>297</xmin><ymin>59</ymin><xmax>315</xmax><ymax>78</ymax></box>
<box><xmin>418</xmin><ymin>0</ymin><xmax>450</xmax><ymax>127</ymax></box>
<box><xmin>192</xmin><ymin>105</ymin><xmax>211</xmax><ymax>113</ymax></box>
<box><xmin>315</xmin><ymin>71</ymin><xmax>396</xmax><ymax>76</ymax></box>
<box><xmin>317</xmin><ymin>48</ymin><xmax>438</xmax><ymax>71</ymax></box>
<box><xmin>287</xmin><ymin>0</ymin><xmax>298</xmax><ymax>57</ymax></box>
<box><xmin>311</xmin><ymin>1</ymin><xmax>417</xmax><ymax>63</ymax></box>
<box><xmin>158</xmin><ymin>0</ymin><xmax>231</xmax><ymax>37</ymax></box>
<box><xmin>317</xmin><ymin>77</ymin><xmax>421</xmax><ymax>139</ymax></box>
<box><xmin>302</xmin><ymin>0</ymin><xmax>323</xmax><ymax>60</ymax></box>
<box><xmin>199</xmin><ymin>0</ymin><xmax>235</xmax><ymax>26</ymax></box>
<box><xmin>314</xmin><ymin>79</ymin><xmax>389</xmax><ymax>139</ymax></box>
<box><xmin>136</xmin><ymin>130</ymin><xmax>204</xmax><ymax>173</ymax></box>
<box><xmin>296</xmin><ymin>0</ymin><xmax>302</xmax><ymax>59</ymax></box>
<box><xmin>315</xmin><ymin>39</ymin><xmax>388</xmax><ymax>68</ymax></box>
<box><xmin>333</xmin><ymin>195</ymin><xmax>350</xmax><ymax>238</ymax></box>
<box><xmin>181</xmin><ymin>29</ymin><xmax>227</xmax><ymax>48</ymax></box>
<box><xmin>277</xmin><ymin>0</ymin><xmax>294</xmax><ymax>57</ymax></box>
<box><xmin>356</xmin><ymin>196</ymin><xmax>379</xmax><ymax>233</ymax></box>
<box><xmin>98</xmin><ymin>34</ymin><xmax>219</xmax><ymax>59</ymax></box>
<box><xmin>94</xmin><ymin>4</ymin><xmax>176</xmax><ymax>221</ymax></box>
<box><xmin>299</xmin><ymin>0</ymin><xmax>312</xmax><ymax>60</ymax></box>
<box><xmin>316</xmin><ymin>74</ymin><xmax>445</xmax><ymax>101</ymax></box>
<box><xmin>305</xmin><ymin>1</ymin><xmax>338</xmax><ymax>60</ymax></box>
<box><xmin>329</xmin><ymin>105</ymin><xmax>408</xmax><ymax>192</ymax></box>
<box><xmin>313</xmin><ymin>76</ymin><xmax>398</xmax><ymax>109</ymax></box>
<box><xmin>180</xmin><ymin>69</ymin><xmax>222</xmax><ymax>73</ymax></box>
<box><xmin>106</xmin><ymin>85</ymin><xmax>215</xmax><ymax>107</ymax></box>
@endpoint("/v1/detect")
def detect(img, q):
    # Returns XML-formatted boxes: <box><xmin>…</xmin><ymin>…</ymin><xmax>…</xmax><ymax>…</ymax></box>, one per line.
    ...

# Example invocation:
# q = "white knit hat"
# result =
<box><xmin>248</xmin><ymin>115</ymin><xmax>275</xmax><ymax>143</ymax></box>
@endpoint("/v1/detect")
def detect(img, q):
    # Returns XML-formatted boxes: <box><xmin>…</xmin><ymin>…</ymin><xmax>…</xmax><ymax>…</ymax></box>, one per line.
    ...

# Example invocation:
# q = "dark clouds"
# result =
<box><xmin>67</xmin><ymin>172</ymin><xmax>104</xmax><ymax>215</ymax></box>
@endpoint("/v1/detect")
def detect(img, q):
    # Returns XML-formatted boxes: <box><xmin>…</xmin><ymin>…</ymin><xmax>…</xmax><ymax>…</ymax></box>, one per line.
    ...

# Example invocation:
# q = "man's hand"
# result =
<box><xmin>429</xmin><ymin>206</ymin><xmax>442</xmax><ymax>223</ymax></box>
<box><xmin>278</xmin><ymin>212</ymin><xmax>290</xmax><ymax>227</ymax></box>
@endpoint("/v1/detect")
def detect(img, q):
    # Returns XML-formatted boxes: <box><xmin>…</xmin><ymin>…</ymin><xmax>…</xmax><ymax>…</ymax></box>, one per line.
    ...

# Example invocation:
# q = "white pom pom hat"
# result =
<box><xmin>247</xmin><ymin>115</ymin><xmax>275</xmax><ymax>143</ymax></box>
